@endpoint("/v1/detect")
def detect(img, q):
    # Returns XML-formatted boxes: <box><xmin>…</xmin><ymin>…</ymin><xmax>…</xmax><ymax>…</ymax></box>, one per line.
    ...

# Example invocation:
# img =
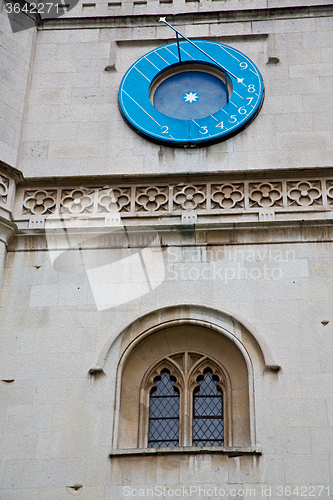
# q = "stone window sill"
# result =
<box><xmin>110</xmin><ymin>446</ymin><xmax>262</xmax><ymax>458</ymax></box>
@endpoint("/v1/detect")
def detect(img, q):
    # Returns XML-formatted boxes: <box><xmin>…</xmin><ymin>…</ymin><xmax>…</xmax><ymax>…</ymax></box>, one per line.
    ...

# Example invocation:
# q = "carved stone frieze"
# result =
<box><xmin>0</xmin><ymin>175</ymin><xmax>10</xmax><ymax>205</ymax></box>
<box><xmin>327</xmin><ymin>180</ymin><xmax>333</xmax><ymax>207</ymax></box>
<box><xmin>16</xmin><ymin>171</ymin><xmax>333</xmax><ymax>228</ymax></box>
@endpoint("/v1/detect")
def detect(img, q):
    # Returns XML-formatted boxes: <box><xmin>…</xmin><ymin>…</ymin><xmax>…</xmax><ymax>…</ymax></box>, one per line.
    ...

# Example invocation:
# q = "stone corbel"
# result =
<box><xmin>0</xmin><ymin>217</ymin><xmax>17</xmax><ymax>246</ymax></box>
<box><xmin>0</xmin><ymin>159</ymin><xmax>22</xmax><ymax>208</ymax></box>
<box><xmin>0</xmin><ymin>161</ymin><xmax>23</xmax><ymax>293</ymax></box>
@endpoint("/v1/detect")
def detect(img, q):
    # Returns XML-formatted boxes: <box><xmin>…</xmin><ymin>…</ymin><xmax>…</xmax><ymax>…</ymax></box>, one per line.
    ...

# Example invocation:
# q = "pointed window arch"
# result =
<box><xmin>148</xmin><ymin>369</ymin><xmax>180</xmax><ymax>448</ymax></box>
<box><xmin>192</xmin><ymin>369</ymin><xmax>224</xmax><ymax>446</ymax></box>
<box><xmin>140</xmin><ymin>351</ymin><xmax>230</xmax><ymax>448</ymax></box>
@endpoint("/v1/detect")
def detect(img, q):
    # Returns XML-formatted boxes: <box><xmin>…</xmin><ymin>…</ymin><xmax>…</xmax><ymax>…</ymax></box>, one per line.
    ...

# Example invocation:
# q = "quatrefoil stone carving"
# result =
<box><xmin>174</xmin><ymin>186</ymin><xmax>205</xmax><ymax>210</ymax></box>
<box><xmin>61</xmin><ymin>189</ymin><xmax>93</xmax><ymax>214</ymax></box>
<box><xmin>212</xmin><ymin>184</ymin><xmax>244</xmax><ymax>209</ymax></box>
<box><xmin>288</xmin><ymin>181</ymin><xmax>321</xmax><ymax>206</ymax></box>
<box><xmin>136</xmin><ymin>187</ymin><xmax>168</xmax><ymax>211</ymax></box>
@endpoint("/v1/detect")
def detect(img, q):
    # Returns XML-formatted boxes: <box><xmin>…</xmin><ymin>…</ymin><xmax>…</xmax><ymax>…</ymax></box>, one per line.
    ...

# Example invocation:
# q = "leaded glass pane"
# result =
<box><xmin>148</xmin><ymin>369</ymin><xmax>179</xmax><ymax>448</ymax></box>
<box><xmin>193</xmin><ymin>370</ymin><xmax>224</xmax><ymax>446</ymax></box>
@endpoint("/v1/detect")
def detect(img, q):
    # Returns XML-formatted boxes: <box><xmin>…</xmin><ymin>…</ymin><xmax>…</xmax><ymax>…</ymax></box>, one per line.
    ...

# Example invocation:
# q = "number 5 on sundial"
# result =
<box><xmin>118</xmin><ymin>19</ymin><xmax>264</xmax><ymax>147</ymax></box>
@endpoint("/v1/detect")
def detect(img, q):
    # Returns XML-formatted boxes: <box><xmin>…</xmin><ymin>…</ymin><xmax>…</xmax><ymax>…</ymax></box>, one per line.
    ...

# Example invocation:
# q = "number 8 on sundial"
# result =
<box><xmin>118</xmin><ymin>19</ymin><xmax>264</xmax><ymax>147</ymax></box>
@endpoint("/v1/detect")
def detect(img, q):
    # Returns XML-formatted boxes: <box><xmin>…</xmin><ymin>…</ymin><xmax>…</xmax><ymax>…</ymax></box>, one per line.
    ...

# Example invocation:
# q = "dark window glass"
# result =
<box><xmin>192</xmin><ymin>370</ymin><xmax>224</xmax><ymax>446</ymax></box>
<box><xmin>148</xmin><ymin>369</ymin><xmax>179</xmax><ymax>448</ymax></box>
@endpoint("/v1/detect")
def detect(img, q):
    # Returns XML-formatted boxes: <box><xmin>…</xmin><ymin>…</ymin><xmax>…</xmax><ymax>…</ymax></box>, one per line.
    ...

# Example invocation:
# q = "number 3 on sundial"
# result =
<box><xmin>118</xmin><ymin>19</ymin><xmax>264</xmax><ymax>147</ymax></box>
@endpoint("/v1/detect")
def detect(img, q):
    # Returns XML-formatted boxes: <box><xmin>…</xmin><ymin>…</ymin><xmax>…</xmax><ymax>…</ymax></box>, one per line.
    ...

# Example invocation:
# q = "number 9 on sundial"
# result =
<box><xmin>118</xmin><ymin>19</ymin><xmax>264</xmax><ymax>147</ymax></box>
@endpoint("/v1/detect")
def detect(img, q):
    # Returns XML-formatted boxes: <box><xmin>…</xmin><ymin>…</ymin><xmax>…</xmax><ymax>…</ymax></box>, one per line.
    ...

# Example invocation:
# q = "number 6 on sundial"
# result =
<box><xmin>118</xmin><ymin>19</ymin><xmax>264</xmax><ymax>147</ymax></box>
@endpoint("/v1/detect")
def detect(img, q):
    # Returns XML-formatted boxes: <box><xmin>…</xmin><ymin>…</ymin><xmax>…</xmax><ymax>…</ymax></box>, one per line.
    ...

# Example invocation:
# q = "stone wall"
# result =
<box><xmin>0</xmin><ymin>1</ymin><xmax>333</xmax><ymax>499</ymax></box>
<box><xmin>0</xmin><ymin>8</ymin><xmax>35</xmax><ymax>168</ymax></box>
<box><xmin>1</xmin><ymin>218</ymin><xmax>333</xmax><ymax>498</ymax></box>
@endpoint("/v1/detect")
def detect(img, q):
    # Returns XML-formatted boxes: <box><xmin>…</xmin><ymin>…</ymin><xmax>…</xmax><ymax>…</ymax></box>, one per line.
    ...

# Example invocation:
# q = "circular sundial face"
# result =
<box><xmin>118</xmin><ymin>40</ymin><xmax>264</xmax><ymax>147</ymax></box>
<box><xmin>152</xmin><ymin>67</ymin><xmax>228</xmax><ymax>120</ymax></box>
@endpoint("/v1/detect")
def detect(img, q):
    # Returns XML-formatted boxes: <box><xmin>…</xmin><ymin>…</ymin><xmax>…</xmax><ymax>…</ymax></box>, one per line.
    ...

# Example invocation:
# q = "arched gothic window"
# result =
<box><xmin>140</xmin><ymin>351</ymin><xmax>230</xmax><ymax>448</ymax></box>
<box><xmin>192</xmin><ymin>370</ymin><xmax>224</xmax><ymax>446</ymax></box>
<box><xmin>148</xmin><ymin>369</ymin><xmax>179</xmax><ymax>448</ymax></box>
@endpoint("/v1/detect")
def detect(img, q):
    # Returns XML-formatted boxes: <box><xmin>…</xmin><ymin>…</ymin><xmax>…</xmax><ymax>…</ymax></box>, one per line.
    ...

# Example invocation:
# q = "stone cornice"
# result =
<box><xmin>0</xmin><ymin>160</ymin><xmax>24</xmax><ymax>185</ymax></box>
<box><xmin>39</xmin><ymin>4</ymin><xmax>333</xmax><ymax>30</ymax></box>
<box><xmin>18</xmin><ymin>166</ymin><xmax>333</xmax><ymax>188</ymax></box>
<box><xmin>8</xmin><ymin>220</ymin><xmax>333</xmax><ymax>253</ymax></box>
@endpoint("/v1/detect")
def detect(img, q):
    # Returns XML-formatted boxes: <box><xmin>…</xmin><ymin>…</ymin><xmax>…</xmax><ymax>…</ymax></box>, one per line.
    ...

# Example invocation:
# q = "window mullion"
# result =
<box><xmin>183</xmin><ymin>382</ymin><xmax>191</xmax><ymax>447</ymax></box>
<box><xmin>179</xmin><ymin>386</ymin><xmax>185</xmax><ymax>447</ymax></box>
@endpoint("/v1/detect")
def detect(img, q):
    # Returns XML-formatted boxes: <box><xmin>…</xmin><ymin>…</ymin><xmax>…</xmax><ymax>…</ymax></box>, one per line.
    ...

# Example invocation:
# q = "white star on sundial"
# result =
<box><xmin>183</xmin><ymin>92</ymin><xmax>199</xmax><ymax>103</ymax></box>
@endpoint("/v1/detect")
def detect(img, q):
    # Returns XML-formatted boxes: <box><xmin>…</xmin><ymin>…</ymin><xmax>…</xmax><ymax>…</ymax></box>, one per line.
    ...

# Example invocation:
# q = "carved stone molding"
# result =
<box><xmin>0</xmin><ymin>160</ymin><xmax>22</xmax><ymax>213</ymax></box>
<box><xmin>0</xmin><ymin>161</ymin><xmax>23</xmax><ymax>245</ymax></box>
<box><xmin>0</xmin><ymin>175</ymin><xmax>10</xmax><ymax>206</ymax></box>
<box><xmin>188</xmin><ymin>357</ymin><xmax>227</xmax><ymax>393</ymax></box>
<box><xmin>41</xmin><ymin>4</ymin><xmax>333</xmax><ymax>32</ymax></box>
<box><xmin>144</xmin><ymin>358</ymin><xmax>184</xmax><ymax>394</ymax></box>
<box><xmin>16</xmin><ymin>171</ymin><xmax>333</xmax><ymax>228</ymax></box>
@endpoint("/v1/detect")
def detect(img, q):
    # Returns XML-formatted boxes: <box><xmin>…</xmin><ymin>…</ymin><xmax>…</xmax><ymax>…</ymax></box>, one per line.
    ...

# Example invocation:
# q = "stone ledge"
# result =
<box><xmin>8</xmin><ymin>218</ymin><xmax>333</xmax><ymax>253</ymax></box>
<box><xmin>39</xmin><ymin>4</ymin><xmax>333</xmax><ymax>29</ymax></box>
<box><xmin>109</xmin><ymin>446</ymin><xmax>262</xmax><ymax>458</ymax></box>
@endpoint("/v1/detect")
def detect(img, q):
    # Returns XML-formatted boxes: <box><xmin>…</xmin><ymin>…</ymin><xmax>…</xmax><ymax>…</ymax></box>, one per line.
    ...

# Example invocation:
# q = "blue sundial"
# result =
<box><xmin>118</xmin><ymin>21</ymin><xmax>264</xmax><ymax>147</ymax></box>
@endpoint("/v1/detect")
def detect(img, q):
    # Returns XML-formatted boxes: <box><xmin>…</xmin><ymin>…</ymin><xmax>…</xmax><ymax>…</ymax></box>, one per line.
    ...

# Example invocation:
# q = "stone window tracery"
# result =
<box><xmin>139</xmin><ymin>351</ymin><xmax>230</xmax><ymax>448</ymax></box>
